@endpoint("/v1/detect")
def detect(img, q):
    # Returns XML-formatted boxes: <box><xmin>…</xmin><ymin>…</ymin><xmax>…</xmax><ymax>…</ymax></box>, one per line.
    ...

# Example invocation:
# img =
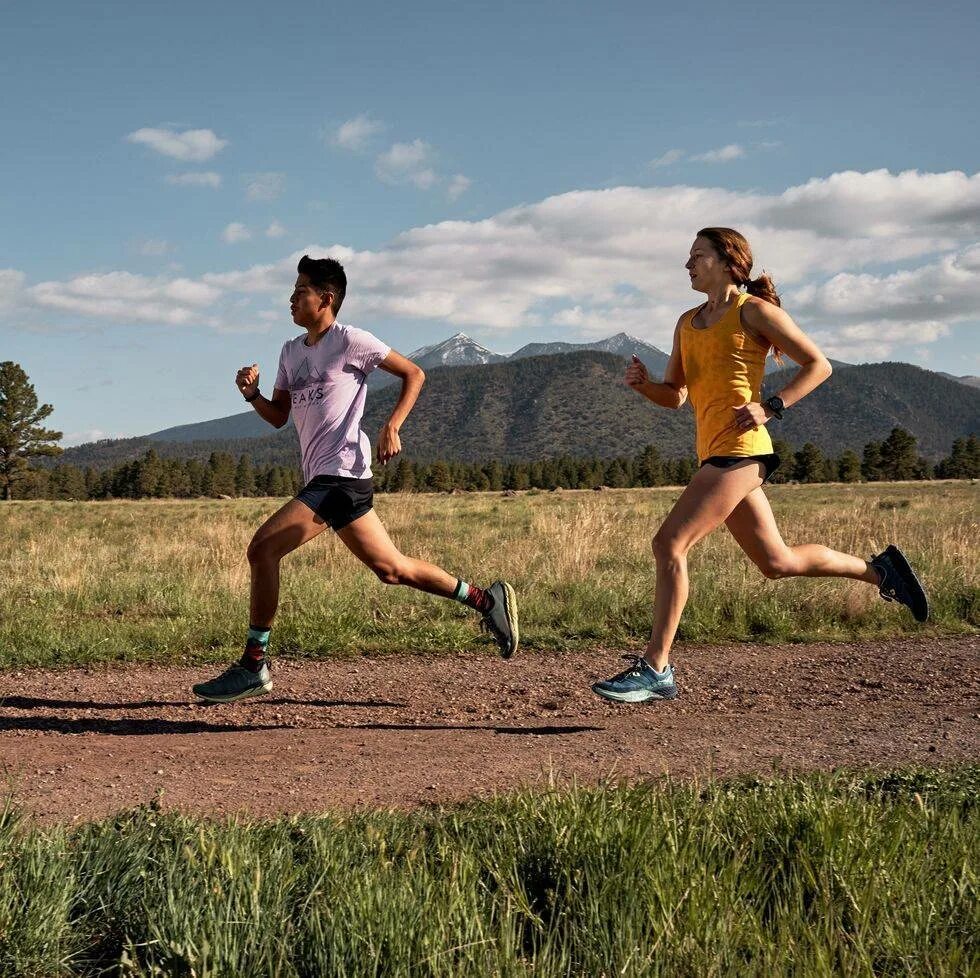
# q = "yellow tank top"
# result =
<box><xmin>680</xmin><ymin>292</ymin><xmax>774</xmax><ymax>462</ymax></box>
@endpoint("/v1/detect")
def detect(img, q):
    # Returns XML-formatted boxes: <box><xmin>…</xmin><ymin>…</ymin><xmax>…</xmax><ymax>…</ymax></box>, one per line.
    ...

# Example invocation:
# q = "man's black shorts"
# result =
<box><xmin>295</xmin><ymin>474</ymin><xmax>374</xmax><ymax>530</ymax></box>
<box><xmin>701</xmin><ymin>453</ymin><xmax>781</xmax><ymax>484</ymax></box>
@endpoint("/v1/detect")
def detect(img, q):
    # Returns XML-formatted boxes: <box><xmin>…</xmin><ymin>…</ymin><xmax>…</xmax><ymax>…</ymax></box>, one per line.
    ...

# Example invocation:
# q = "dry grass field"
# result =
<box><xmin>0</xmin><ymin>482</ymin><xmax>976</xmax><ymax>668</ymax></box>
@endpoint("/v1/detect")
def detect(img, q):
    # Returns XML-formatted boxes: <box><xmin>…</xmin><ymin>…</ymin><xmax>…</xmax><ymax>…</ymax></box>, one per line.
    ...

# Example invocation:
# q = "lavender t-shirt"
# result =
<box><xmin>274</xmin><ymin>323</ymin><xmax>391</xmax><ymax>483</ymax></box>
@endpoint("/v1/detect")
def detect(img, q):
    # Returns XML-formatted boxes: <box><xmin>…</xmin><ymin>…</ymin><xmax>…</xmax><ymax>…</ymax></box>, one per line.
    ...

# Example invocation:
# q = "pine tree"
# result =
<box><xmin>391</xmin><ymin>458</ymin><xmax>416</xmax><ymax>492</ymax></box>
<box><xmin>793</xmin><ymin>443</ymin><xmax>825</xmax><ymax>483</ymax></box>
<box><xmin>879</xmin><ymin>428</ymin><xmax>918</xmax><ymax>481</ymax></box>
<box><xmin>837</xmin><ymin>450</ymin><xmax>862</xmax><ymax>482</ymax></box>
<box><xmin>861</xmin><ymin>442</ymin><xmax>884</xmax><ymax>482</ymax></box>
<box><xmin>0</xmin><ymin>361</ymin><xmax>63</xmax><ymax>500</ymax></box>
<box><xmin>235</xmin><ymin>454</ymin><xmax>258</xmax><ymax>496</ymax></box>
<box><xmin>208</xmin><ymin>452</ymin><xmax>237</xmax><ymax>496</ymax></box>
<box><xmin>427</xmin><ymin>460</ymin><xmax>452</xmax><ymax>492</ymax></box>
<box><xmin>635</xmin><ymin>445</ymin><xmax>664</xmax><ymax>487</ymax></box>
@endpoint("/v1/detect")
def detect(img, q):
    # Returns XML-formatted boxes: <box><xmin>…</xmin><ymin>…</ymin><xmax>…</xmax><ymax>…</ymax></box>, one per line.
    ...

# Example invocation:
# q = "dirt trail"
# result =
<box><xmin>1</xmin><ymin>637</ymin><xmax>977</xmax><ymax>823</ymax></box>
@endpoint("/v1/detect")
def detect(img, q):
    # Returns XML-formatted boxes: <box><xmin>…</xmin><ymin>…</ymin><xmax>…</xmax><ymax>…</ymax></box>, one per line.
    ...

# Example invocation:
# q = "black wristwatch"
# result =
<box><xmin>763</xmin><ymin>395</ymin><xmax>785</xmax><ymax>420</ymax></box>
<box><xmin>243</xmin><ymin>389</ymin><xmax>261</xmax><ymax>403</ymax></box>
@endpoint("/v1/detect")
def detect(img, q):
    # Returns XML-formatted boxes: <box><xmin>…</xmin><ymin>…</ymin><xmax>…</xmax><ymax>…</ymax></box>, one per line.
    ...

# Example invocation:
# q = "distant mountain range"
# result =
<box><xmin>369</xmin><ymin>331</ymin><xmax>670</xmax><ymax>387</ymax></box>
<box><xmin>53</xmin><ymin>339</ymin><xmax>980</xmax><ymax>472</ymax></box>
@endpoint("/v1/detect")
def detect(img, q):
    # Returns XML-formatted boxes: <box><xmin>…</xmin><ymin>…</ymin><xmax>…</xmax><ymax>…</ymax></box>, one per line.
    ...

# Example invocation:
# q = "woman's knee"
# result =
<box><xmin>652</xmin><ymin>531</ymin><xmax>686</xmax><ymax>566</ymax></box>
<box><xmin>756</xmin><ymin>551</ymin><xmax>797</xmax><ymax>580</ymax></box>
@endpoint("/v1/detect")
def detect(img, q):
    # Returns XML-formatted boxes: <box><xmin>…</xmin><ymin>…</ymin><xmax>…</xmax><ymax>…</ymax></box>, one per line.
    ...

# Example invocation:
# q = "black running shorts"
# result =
<box><xmin>295</xmin><ymin>474</ymin><xmax>374</xmax><ymax>530</ymax></box>
<box><xmin>701</xmin><ymin>453</ymin><xmax>781</xmax><ymax>483</ymax></box>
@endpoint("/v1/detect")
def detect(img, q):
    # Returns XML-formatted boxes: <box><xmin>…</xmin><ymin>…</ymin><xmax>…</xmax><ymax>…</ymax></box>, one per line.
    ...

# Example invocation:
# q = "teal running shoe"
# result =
<box><xmin>193</xmin><ymin>662</ymin><xmax>273</xmax><ymax>703</ymax></box>
<box><xmin>870</xmin><ymin>545</ymin><xmax>929</xmax><ymax>622</ymax></box>
<box><xmin>592</xmin><ymin>655</ymin><xmax>677</xmax><ymax>703</ymax></box>
<box><xmin>481</xmin><ymin>581</ymin><xmax>519</xmax><ymax>658</ymax></box>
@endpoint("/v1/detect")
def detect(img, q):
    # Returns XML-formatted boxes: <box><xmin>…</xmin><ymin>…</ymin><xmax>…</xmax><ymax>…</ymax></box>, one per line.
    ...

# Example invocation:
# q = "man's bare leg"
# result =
<box><xmin>338</xmin><ymin>510</ymin><xmax>520</xmax><ymax>657</ymax></box>
<box><xmin>192</xmin><ymin>500</ymin><xmax>326</xmax><ymax>702</ymax></box>
<box><xmin>248</xmin><ymin>499</ymin><xmax>330</xmax><ymax>626</ymax></box>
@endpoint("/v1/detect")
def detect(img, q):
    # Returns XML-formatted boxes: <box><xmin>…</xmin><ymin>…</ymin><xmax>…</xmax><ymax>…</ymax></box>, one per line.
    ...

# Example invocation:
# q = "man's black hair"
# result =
<box><xmin>297</xmin><ymin>255</ymin><xmax>347</xmax><ymax>313</ymax></box>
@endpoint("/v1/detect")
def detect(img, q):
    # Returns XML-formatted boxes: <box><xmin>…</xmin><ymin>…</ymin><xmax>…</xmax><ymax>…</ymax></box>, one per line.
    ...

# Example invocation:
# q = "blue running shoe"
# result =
<box><xmin>870</xmin><ymin>545</ymin><xmax>929</xmax><ymax>623</ymax></box>
<box><xmin>592</xmin><ymin>655</ymin><xmax>677</xmax><ymax>703</ymax></box>
<box><xmin>192</xmin><ymin>662</ymin><xmax>273</xmax><ymax>703</ymax></box>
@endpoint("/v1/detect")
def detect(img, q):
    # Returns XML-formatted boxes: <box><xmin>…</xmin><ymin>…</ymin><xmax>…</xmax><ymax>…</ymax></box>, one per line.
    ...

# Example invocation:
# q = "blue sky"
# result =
<box><xmin>1</xmin><ymin>0</ymin><xmax>977</xmax><ymax>443</ymax></box>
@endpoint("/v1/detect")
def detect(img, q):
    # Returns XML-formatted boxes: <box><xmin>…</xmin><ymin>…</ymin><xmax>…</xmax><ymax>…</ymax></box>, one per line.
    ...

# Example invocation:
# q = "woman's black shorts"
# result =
<box><xmin>295</xmin><ymin>474</ymin><xmax>374</xmax><ymax>530</ymax></box>
<box><xmin>701</xmin><ymin>454</ymin><xmax>781</xmax><ymax>484</ymax></box>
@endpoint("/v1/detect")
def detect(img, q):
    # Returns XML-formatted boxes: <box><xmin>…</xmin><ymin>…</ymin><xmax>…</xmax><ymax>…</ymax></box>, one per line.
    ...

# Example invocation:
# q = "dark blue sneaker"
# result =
<box><xmin>192</xmin><ymin>662</ymin><xmax>273</xmax><ymax>703</ymax></box>
<box><xmin>870</xmin><ymin>545</ymin><xmax>929</xmax><ymax>623</ymax></box>
<box><xmin>592</xmin><ymin>655</ymin><xmax>677</xmax><ymax>703</ymax></box>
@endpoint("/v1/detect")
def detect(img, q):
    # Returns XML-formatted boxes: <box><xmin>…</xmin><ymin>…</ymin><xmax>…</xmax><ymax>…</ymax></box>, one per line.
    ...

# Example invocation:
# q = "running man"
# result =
<box><xmin>592</xmin><ymin>227</ymin><xmax>928</xmax><ymax>704</ymax></box>
<box><xmin>193</xmin><ymin>255</ymin><xmax>518</xmax><ymax>702</ymax></box>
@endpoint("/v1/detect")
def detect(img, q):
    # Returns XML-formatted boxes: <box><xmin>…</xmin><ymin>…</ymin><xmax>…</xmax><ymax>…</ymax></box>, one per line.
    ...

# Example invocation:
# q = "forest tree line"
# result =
<box><xmin>9</xmin><ymin>429</ymin><xmax>979</xmax><ymax>500</ymax></box>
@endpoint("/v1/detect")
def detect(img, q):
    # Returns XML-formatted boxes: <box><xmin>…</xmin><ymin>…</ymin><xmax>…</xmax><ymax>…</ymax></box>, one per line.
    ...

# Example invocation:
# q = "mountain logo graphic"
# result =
<box><xmin>290</xmin><ymin>357</ymin><xmax>328</xmax><ymax>391</ymax></box>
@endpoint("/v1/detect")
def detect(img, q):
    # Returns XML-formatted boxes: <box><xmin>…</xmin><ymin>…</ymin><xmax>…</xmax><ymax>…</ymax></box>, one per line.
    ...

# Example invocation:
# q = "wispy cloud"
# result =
<box><xmin>126</xmin><ymin>127</ymin><xmax>228</xmax><ymax>162</ymax></box>
<box><xmin>221</xmin><ymin>222</ymin><xmax>252</xmax><ymax>244</ymax></box>
<box><xmin>165</xmin><ymin>171</ymin><xmax>222</xmax><ymax>188</ymax></box>
<box><xmin>691</xmin><ymin>143</ymin><xmax>746</xmax><ymax>163</ymax></box>
<box><xmin>265</xmin><ymin>221</ymin><xmax>286</xmax><ymax>239</ymax></box>
<box><xmin>650</xmin><ymin>149</ymin><xmax>685</xmax><ymax>169</ymax></box>
<box><xmin>375</xmin><ymin>140</ymin><xmax>438</xmax><ymax>189</ymax></box>
<box><xmin>245</xmin><ymin>172</ymin><xmax>285</xmax><ymax>202</ymax></box>
<box><xmin>447</xmin><ymin>174</ymin><xmax>471</xmax><ymax>201</ymax></box>
<box><xmin>333</xmin><ymin>114</ymin><xmax>384</xmax><ymax>151</ymax></box>
<box><xmin>134</xmin><ymin>239</ymin><xmax>172</xmax><ymax>257</ymax></box>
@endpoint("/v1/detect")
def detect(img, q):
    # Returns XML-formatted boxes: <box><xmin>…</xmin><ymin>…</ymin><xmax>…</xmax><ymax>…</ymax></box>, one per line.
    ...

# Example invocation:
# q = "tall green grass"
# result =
<box><xmin>0</xmin><ymin>767</ymin><xmax>976</xmax><ymax>977</ymax></box>
<box><xmin>0</xmin><ymin>483</ymin><xmax>977</xmax><ymax>668</ymax></box>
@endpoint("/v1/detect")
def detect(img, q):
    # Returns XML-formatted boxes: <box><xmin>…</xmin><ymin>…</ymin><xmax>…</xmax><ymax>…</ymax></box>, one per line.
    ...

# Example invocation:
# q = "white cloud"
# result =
<box><xmin>650</xmin><ymin>149</ymin><xmax>685</xmax><ymax>169</ymax></box>
<box><xmin>0</xmin><ymin>269</ymin><xmax>26</xmax><ymax>310</ymax></box>
<box><xmin>221</xmin><ymin>222</ymin><xmax>252</xmax><ymax>244</ymax></box>
<box><xmin>30</xmin><ymin>272</ymin><xmax>221</xmax><ymax>326</ymax></box>
<box><xmin>375</xmin><ymin>140</ymin><xmax>438</xmax><ymax>189</ymax></box>
<box><xmin>245</xmin><ymin>172</ymin><xmax>285</xmax><ymax>202</ymax></box>
<box><xmin>6</xmin><ymin>170</ymin><xmax>978</xmax><ymax>361</ymax></box>
<box><xmin>165</xmin><ymin>171</ymin><xmax>222</xmax><ymax>188</ymax></box>
<box><xmin>126</xmin><ymin>127</ymin><xmax>227</xmax><ymax>162</ymax></box>
<box><xmin>447</xmin><ymin>174</ymin><xmax>471</xmax><ymax>201</ymax></box>
<box><xmin>265</xmin><ymin>221</ymin><xmax>287</xmax><ymax>239</ymax></box>
<box><xmin>63</xmin><ymin>428</ymin><xmax>127</xmax><ymax>447</ymax></box>
<box><xmin>333</xmin><ymin>114</ymin><xmax>383</xmax><ymax>151</ymax></box>
<box><xmin>691</xmin><ymin>143</ymin><xmax>746</xmax><ymax>163</ymax></box>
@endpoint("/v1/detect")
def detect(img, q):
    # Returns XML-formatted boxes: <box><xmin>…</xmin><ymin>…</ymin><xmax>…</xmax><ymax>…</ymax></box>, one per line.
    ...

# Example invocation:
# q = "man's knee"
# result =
<box><xmin>247</xmin><ymin>535</ymin><xmax>279</xmax><ymax>566</ymax></box>
<box><xmin>371</xmin><ymin>558</ymin><xmax>407</xmax><ymax>586</ymax></box>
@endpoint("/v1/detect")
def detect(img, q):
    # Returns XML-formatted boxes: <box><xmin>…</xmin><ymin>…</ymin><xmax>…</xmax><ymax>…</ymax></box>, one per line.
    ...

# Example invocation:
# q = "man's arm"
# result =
<box><xmin>236</xmin><ymin>363</ymin><xmax>291</xmax><ymax>429</ymax></box>
<box><xmin>624</xmin><ymin>318</ymin><xmax>688</xmax><ymax>409</ymax></box>
<box><xmin>375</xmin><ymin>350</ymin><xmax>425</xmax><ymax>464</ymax></box>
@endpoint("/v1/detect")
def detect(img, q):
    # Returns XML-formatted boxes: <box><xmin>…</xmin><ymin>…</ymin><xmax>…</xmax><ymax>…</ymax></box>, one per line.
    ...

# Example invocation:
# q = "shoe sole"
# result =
<box><xmin>193</xmin><ymin>680</ymin><xmax>273</xmax><ymax>704</ymax></box>
<box><xmin>494</xmin><ymin>581</ymin><xmax>520</xmax><ymax>659</ymax></box>
<box><xmin>591</xmin><ymin>683</ymin><xmax>678</xmax><ymax>703</ymax></box>
<box><xmin>885</xmin><ymin>545</ymin><xmax>929</xmax><ymax>623</ymax></box>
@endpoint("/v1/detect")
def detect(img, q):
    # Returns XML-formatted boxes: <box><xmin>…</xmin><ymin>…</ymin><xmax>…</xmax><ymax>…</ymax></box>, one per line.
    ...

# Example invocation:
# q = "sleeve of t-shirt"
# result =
<box><xmin>345</xmin><ymin>327</ymin><xmax>392</xmax><ymax>375</ymax></box>
<box><xmin>274</xmin><ymin>343</ymin><xmax>289</xmax><ymax>391</ymax></box>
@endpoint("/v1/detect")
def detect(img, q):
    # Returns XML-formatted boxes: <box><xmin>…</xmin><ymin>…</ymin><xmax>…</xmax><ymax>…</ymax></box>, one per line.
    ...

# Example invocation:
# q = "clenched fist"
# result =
<box><xmin>625</xmin><ymin>354</ymin><xmax>649</xmax><ymax>391</ymax></box>
<box><xmin>236</xmin><ymin>363</ymin><xmax>260</xmax><ymax>398</ymax></box>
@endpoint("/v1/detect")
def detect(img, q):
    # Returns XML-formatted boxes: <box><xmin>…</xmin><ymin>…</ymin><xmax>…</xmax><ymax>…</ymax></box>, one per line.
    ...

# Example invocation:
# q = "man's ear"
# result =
<box><xmin>319</xmin><ymin>291</ymin><xmax>334</xmax><ymax>312</ymax></box>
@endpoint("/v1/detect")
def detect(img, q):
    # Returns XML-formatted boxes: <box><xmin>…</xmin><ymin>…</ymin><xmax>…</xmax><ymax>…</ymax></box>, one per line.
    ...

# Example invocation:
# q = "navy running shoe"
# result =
<box><xmin>869</xmin><ymin>545</ymin><xmax>929</xmax><ymax>623</ymax></box>
<box><xmin>592</xmin><ymin>655</ymin><xmax>677</xmax><ymax>703</ymax></box>
<box><xmin>192</xmin><ymin>662</ymin><xmax>273</xmax><ymax>703</ymax></box>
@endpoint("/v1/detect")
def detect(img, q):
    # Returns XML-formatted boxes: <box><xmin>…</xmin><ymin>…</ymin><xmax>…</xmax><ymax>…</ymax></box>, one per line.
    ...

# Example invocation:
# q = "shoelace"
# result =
<box><xmin>610</xmin><ymin>654</ymin><xmax>647</xmax><ymax>683</ymax></box>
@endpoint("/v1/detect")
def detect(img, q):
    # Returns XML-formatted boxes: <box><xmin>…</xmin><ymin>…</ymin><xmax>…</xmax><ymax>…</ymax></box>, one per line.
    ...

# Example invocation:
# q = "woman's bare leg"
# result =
<box><xmin>725</xmin><ymin>488</ymin><xmax>879</xmax><ymax>583</ymax></box>
<box><xmin>645</xmin><ymin>461</ymin><xmax>768</xmax><ymax>670</ymax></box>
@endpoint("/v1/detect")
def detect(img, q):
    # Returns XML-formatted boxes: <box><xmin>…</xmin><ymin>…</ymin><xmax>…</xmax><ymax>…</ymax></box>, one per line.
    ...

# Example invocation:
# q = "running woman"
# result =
<box><xmin>193</xmin><ymin>255</ymin><xmax>518</xmax><ymax>702</ymax></box>
<box><xmin>592</xmin><ymin>227</ymin><xmax>928</xmax><ymax>704</ymax></box>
